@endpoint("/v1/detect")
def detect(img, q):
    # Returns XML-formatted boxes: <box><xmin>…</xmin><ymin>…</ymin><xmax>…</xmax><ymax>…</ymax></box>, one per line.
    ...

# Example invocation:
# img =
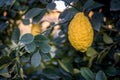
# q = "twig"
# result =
<box><xmin>41</xmin><ymin>20</ymin><xmax>71</xmax><ymax>35</ymax></box>
<box><xmin>97</xmin><ymin>42</ymin><xmax>118</xmax><ymax>63</ymax></box>
<box><xmin>102</xmin><ymin>25</ymin><xmax>118</xmax><ymax>32</ymax></box>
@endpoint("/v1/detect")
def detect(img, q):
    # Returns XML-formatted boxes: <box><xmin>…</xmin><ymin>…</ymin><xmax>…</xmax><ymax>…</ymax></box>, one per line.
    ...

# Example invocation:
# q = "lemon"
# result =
<box><xmin>68</xmin><ymin>12</ymin><xmax>94</xmax><ymax>52</ymax></box>
<box><xmin>31</xmin><ymin>24</ymin><xmax>41</xmax><ymax>36</ymax></box>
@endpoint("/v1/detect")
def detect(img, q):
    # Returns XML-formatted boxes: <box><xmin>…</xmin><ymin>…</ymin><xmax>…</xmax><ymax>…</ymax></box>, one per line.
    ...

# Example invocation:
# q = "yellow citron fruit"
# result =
<box><xmin>68</xmin><ymin>12</ymin><xmax>94</xmax><ymax>52</ymax></box>
<box><xmin>31</xmin><ymin>24</ymin><xmax>41</xmax><ymax>36</ymax></box>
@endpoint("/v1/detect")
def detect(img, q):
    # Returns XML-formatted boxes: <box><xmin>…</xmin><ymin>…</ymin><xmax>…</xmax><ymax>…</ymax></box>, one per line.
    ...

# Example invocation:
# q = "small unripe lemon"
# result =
<box><xmin>31</xmin><ymin>24</ymin><xmax>41</xmax><ymax>36</ymax></box>
<box><xmin>68</xmin><ymin>12</ymin><xmax>94</xmax><ymax>52</ymax></box>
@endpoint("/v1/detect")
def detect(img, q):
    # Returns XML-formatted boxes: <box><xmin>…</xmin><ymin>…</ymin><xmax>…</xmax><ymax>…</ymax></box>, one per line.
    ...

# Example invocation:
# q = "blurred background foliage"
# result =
<box><xmin>0</xmin><ymin>0</ymin><xmax>120</xmax><ymax>80</ymax></box>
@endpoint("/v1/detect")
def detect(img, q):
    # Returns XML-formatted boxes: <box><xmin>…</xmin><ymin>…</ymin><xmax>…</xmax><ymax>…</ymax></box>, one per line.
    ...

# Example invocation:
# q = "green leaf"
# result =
<box><xmin>11</xmin><ymin>27</ymin><xmax>20</xmax><ymax>44</ymax></box>
<box><xmin>31</xmin><ymin>51</ymin><xmax>41</xmax><ymax>67</ymax></box>
<box><xmin>103</xmin><ymin>33</ymin><xmax>113</xmax><ymax>44</ymax></box>
<box><xmin>87</xmin><ymin>3</ymin><xmax>104</xmax><ymax>11</ymax></box>
<box><xmin>34</xmin><ymin>35</ymin><xmax>51</xmax><ymax>53</ymax></box>
<box><xmin>0</xmin><ymin>68</ymin><xmax>11</xmax><ymax>78</ymax></box>
<box><xmin>0</xmin><ymin>73</ymin><xmax>11</xmax><ymax>78</ymax></box>
<box><xmin>42</xmin><ymin>68</ymin><xmax>60</xmax><ymax>79</ymax></box>
<box><xmin>46</xmin><ymin>3</ymin><xmax>56</xmax><ymax>11</ymax></box>
<box><xmin>41</xmin><ymin>53</ymin><xmax>51</xmax><ymax>62</ymax></box>
<box><xmin>82</xmin><ymin>0</ymin><xmax>94</xmax><ymax>11</ymax></box>
<box><xmin>20</xmin><ymin>33</ymin><xmax>34</xmax><ymax>44</ymax></box>
<box><xmin>40</xmin><ymin>42</ymin><xmax>51</xmax><ymax>53</ymax></box>
<box><xmin>25</xmin><ymin>42</ymin><xmax>36</xmax><ymax>53</ymax></box>
<box><xmin>97</xmin><ymin>47</ymin><xmax>110</xmax><ymax>63</ymax></box>
<box><xmin>106</xmin><ymin>67</ymin><xmax>117</xmax><ymax>76</ymax></box>
<box><xmin>20</xmin><ymin>56</ymin><xmax>30</xmax><ymax>63</ymax></box>
<box><xmin>58</xmin><ymin>57</ymin><xmax>73</xmax><ymax>73</ymax></box>
<box><xmin>91</xmin><ymin>12</ymin><xmax>103</xmax><ymax>31</ymax></box>
<box><xmin>58</xmin><ymin>60</ymin><xmax>70</xmax><ymax>73</ymax></box>
<box><xmin>86</xmin><ymin>47</ymin><xmax>97</xmax><ymax>57</ymax></box>
<box><xmin>33</xmin><ymin>9</ymin><xmax>46</xmax><ymax>24</ymax></box>
<box><xmin>96</xmin><ymin>70</ymin><xmax>107</xmax><ymax>80</ymax></box>
<box><xmin>22</xmin><ymin>19</ymin><xmax>30</xmax><ymax>25</ymax></box>
<box><xmin>20</xmin><ymin>68</ymin><xmax>24</xmax><ymax>79</ymax></box>
<box><xmin>0</xmin><ymin>56</ymin><xmax>12</xmax><ymax>69</ymax></box>
<box><xmin>88</xmin><ymin>56</ymin><xmax>96</xmax><ymax>68</ymax></box>
<box><xmin>34</xmin><ymin>35</ymin><xmax>49</xmax><ymax>43</ymax></box>
<box><xmin>0</xmin><ymin>67</ymin><xmax>8</xmax><ymax>74</ymax></box>
<box><xmin>73</xmin><ymin>68</ymin><xmax>80</xmax><ymax>74</ymax></box>
<box><xmin>114</xmin><ymin>53</ymin><xmax>120</xmax><ymax>64</ymax></box>
<box><xmin>82</xmin><ymin>0</ymin><xmax>104</xmax><ymax>11</ymax></box>
<box><xmin>80</xmin><ymin>67</ymin><xmax>95</xmax><ymax>80</ymax></box>
<box><xmin>25</xmin><ymin>8</ymin><xmax>42</xmax><ymax>19</ymax></box>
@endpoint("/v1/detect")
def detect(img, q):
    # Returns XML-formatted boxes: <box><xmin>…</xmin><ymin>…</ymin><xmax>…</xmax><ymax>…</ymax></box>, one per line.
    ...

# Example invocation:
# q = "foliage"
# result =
<box><xmin>0</xmin><ymin>0</ymin><xmax>120</xmax><ymax>80</ymax></box>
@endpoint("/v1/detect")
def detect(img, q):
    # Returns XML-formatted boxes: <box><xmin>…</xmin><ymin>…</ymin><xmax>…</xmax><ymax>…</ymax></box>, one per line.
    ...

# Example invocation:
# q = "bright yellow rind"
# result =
<box><xmin>31</xmin><ymin>24</ymin><xmax>41</xmax><ymax>36</ymax></box>
<box><xmin>68</xmin><ymin>12</ymin><xmax>94</xmax><ymax>52</ymax></box>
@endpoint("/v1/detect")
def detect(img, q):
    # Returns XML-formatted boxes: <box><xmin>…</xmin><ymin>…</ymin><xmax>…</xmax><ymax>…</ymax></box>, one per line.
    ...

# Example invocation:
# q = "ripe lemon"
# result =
<box><xmin>31</xmin><ymin>24</ymin><xmax>41</xmax><ymax>36</ymax></box>
<box><xmin>68</xmin><ymin>12</ymin><xmax>94</xmax><ymax>52</ymax></box>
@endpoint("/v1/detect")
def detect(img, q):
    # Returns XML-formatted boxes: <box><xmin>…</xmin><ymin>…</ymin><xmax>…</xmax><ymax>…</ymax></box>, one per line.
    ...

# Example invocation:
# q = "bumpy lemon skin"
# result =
<box><xmin>31</xmin><ymin>24</ymin><xmax>41</xmax><ymax>36</ymax></box>
<box><xmin>68</xmin><ymin>12</ymin><xmax>94</xmax><ymax>52</ymax></box>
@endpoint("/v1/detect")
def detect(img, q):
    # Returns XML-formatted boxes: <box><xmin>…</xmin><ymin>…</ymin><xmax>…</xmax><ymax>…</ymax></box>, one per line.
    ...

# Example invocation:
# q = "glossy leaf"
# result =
<box><xmin>34</xmin><ymin>35</ymin><xmax>51</xmax><ymax>53</ymax></box>
<box><xmin>80</xmin><ymin>67</ymin><xmax>95</xmax><ymax>80</ymax></box>
<box><xmin>87</xmin><ymin>3</ymin><xmax>104</xmax><ymax>11</ymax></box>
<box><xmin>31</xmin><ymin>51</ymin><xmax>41</xmax><ymax>67</ymax></box>
<box><xmin>0</xmin><ymin>0</ymin><xmax>120</xmax><ymax>79</ymax></box>
<box><xmin>22</xmin><ymin>19</ymin><xmax>30</xmax><ymax>25</ymax></box>
<box><xmin>86</xmin><ymin>47</ymin><xmax>97</xmax><ymax>57</ymax></box>
<box><xmin>34</xmin><ymin>35</ymin><xmax>49</xmax><ymax>43</ymax></box>
<box><xmin>39</xmin><ymin>42</ymin><xmax>51</xmax><ymax>53</ymax></box>
<box><xmin>20</xmin><ymin>56</ymin><xmax>30</xmax><ymax>63</ymax></box>
<box><xmin>58</xmin><ymin>60</ymin><xmax>70</xmax><ymax>73</ymax></box>
<box><xmin>0</xmin><ymin>73</ymin><xmax>11</xmax><ymax>78</ymax></box>
<box><xmin>59</xmin><ymin>10</ymin><xmax>75</xmax><ymax>23</ymax></box>
<box><xmin>73</xmin><ymin>68</ymin><xmax>80</xmax><ymax>74</ymax></box>
<box><xmin>25</xmin><ymin>8</ymin><xmax>42</xmax><ymax>19</ymax></box>
<box><xmin>0</xmin><ymin>68</ymin><xmax>11</xmax><ymax>78</ymax></box>
<box><xmin>82</xmin><ymin>0</ymin><xmax>94</xmax><ymax>11</ymax></box>
<box><xmin>42</xmin><ymin>68</ymin><xmax>60</xmax><ymax>79</ymax></box>
<box><xmin>82</xmin><ymin>0</ymin><xmax>104</xmax><ymax>11</ymax></box>
<box><xmin>11</xmin><ymin>27</ymin><xmax>20</xmax><ymax>44</ymax></box>
<box><xmin>46</xmin><ymin>3</ymin><xmax>56</xmax><ymax>11</ymax></box>
<box><xmin>25</xmin><ymin>42</ymin><xmax>36</xmax><ymax>53</ymax></box>
<box><xmin>106</xmin><ymin>67</ymin><xmax>117</xmax><ymax>76</ymax></box>
<box><xmin>20</xmin><ymin>68</ymin><xmax>24</xmax><ymax>79</ymax></box>
<box><xmin>91</xmin><ymin>12</ymin><xmax>103</xmax><ymax>31</ymax></box>
<box><xmin>103</xmin><ymin>33</ymin><xmax>113</xmax><ymax>44</ymax></box>
<box><xmin>96</xmin><ymin>71</ymin><xmax>107</xmax><ymax>80</ymax></box>
<box><xmin>114</xmin><ymin>53</ymin><xmax>120</xmax><ymax>64</ymax></box>
<box><xmin>20</xmin><ymin>33</ymin><xmax>34</xmax><ymax>44</ymax></box>
<box><xmin>41</xmin><ymin>53</ymin><xmax>51</xmax><ymax>62</ymax></box>
<box><xmin>33</xmin><ymin>9</ymin><xmax>46</xmax><ymax>23</ymax></box>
